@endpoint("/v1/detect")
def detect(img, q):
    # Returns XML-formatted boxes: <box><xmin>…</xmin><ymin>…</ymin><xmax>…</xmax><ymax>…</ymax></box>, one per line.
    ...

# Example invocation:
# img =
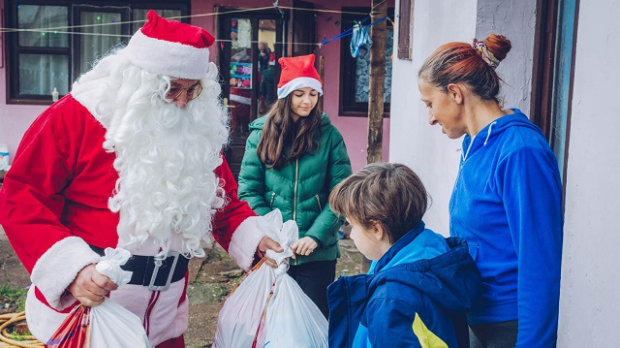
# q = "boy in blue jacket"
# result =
<box><xmin>327</xmin><ymin>163</ymin><xmax>482</xmax><ymax>348</ymax></box>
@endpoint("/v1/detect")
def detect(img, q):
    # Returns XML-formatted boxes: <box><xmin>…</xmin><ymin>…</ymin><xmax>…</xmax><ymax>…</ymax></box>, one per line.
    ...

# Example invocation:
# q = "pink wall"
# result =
<box><xmin>0</xmin><ymin>0</ymin><xmax>391</xmax><ymax>171</ymax></box>
<box><xmin>0</xmin><ymin>64</ymin><xmax>48</xmax><ymax>159</ymax></box>
<box><xmin>0</xmin><ymin>1</ymin><xmax>48</xmax><ymax>157</ymax></box>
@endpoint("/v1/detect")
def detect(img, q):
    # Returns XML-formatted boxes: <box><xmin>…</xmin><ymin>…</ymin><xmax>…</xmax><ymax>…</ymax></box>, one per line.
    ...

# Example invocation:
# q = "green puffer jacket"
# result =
<box><xmin>238</xmin><ymin>113</ymin><xmax>353</xmax><ymax>265</ymax></box>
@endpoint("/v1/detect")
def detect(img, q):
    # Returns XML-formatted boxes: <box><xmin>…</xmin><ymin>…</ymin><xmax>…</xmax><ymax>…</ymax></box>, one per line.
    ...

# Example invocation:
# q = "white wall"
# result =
<box><xmin>476</xmin><ymin>0</ymin><xmax>536</xmax><ymax>112</ymax></box>
<box><xmin>557</xmin><ymin>1</ymin><xmax>620</xmax><ymax>345</ymax></box>
<box><xmin>389</xmin><ymin>0</ymin><xmax>478</xmax><ymax>235</ymax></box>
<box><xmin>392</xmin><ymin>0</ymin><xmax>620</xmax><ymax>345</ymax></box>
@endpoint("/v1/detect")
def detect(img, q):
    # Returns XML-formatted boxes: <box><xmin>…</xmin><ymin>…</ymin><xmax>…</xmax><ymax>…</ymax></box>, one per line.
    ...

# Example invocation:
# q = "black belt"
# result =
<box><xmin>90</xmin><ymin>246</ymin><xmax>190</xmax><ymax>291</ymax></box>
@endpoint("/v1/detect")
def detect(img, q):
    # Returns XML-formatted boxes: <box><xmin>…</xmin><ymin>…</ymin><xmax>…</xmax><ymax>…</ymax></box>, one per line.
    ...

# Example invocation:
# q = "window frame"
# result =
<box><xmin>397</xmin><ymin>0</ymin><xmax>412</xmax><ymax>60</ymax></box>
<box><xmin>339</xmin><ymin>6</ymin><xmax>394</xmax><ymax>117</ymax></box>
<box><xmin>5</xmin><ymin>0</ymin><xmax>190</xmax><ymax>105</ymax></box>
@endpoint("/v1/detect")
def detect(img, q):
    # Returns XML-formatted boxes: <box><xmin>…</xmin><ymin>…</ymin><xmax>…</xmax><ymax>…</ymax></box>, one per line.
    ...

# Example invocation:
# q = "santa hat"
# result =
<box><xmin>122</xmin><ymin>10</ymin><xmax>215</xmax><ymax>79</ymax></box>
<box><xmin>277</xmin><ymin>54</ymin><xmax>323</xmax><ymax>99</ymax></box>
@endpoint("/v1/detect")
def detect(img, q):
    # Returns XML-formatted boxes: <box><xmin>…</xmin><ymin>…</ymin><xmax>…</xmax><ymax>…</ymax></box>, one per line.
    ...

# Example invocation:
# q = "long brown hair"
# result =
<box><xmin>256</xmin><ymin>94</ymin><xmax>323</xmax><ymax>169</ymax></box>
<box><xmin>418</xmin><ymin>34</ymin><xmax>512</xmax><ymax>103</ymax></box>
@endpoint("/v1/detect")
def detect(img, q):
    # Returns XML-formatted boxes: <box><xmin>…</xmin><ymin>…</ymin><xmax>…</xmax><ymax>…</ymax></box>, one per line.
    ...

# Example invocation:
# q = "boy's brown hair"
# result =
<box><xmin>329</xmin><ymin>163</ymin><xmax>429</xmax><ymax>243</ymax></box>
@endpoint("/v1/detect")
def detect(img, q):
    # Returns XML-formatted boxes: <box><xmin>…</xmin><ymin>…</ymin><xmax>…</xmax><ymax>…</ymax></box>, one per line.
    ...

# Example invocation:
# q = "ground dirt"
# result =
<box><xmin>0</xmin><ymin>227</ymin><xmax>363</xmax><ymax>348</ymax></box>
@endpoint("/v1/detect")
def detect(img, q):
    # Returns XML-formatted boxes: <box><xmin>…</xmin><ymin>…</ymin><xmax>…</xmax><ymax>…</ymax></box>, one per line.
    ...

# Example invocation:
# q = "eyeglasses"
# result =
<box><xmin>166</xmin><ymin>83</ymin><xmax>203</xmax><ymax>101</ymax></box>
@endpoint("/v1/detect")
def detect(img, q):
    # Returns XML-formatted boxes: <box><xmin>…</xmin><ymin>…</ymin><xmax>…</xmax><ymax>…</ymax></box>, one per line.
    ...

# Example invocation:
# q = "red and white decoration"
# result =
<box><xmin>122</xmin><ymin>10</ymin><xmax>215</xmax><ymax>79</ymax></box>
<box><xmin>276</xmin><ymin>54</ymin><xmax>323</xmax><ymax>99</ymax></box>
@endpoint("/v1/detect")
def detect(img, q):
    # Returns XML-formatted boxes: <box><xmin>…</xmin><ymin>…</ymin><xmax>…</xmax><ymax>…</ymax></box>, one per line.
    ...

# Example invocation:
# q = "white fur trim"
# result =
<box><xmin>228</xmin><ymin>216</ymin><xmax>265</xmax><ymax>272</ymax></box>
<box><xmin>277</xmin><ymin>77</ymin><xmax>324</xmax><ymax>99</ymax></box>
<box><xmin>71</xmin><ymin>89</ymin><xmax>103</xmax><ymax>124</ymax></box>
<box><xmin>30</xmin><ymin>237</ymin><xmax>102</xmax><ymax>309</ymax></box>
<box><xmin>25</xmin><ymin>286</ymin><xmax>69</xmax><ymax>342</ymax></box>
<box><xmin>122</xmin><ymin>30</ymin><xmax>210</xmax><ymax>79</ymax></box>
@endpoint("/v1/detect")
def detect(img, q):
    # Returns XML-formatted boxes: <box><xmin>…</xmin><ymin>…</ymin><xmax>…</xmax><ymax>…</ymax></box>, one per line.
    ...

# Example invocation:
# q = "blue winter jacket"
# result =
<box><xmin>450</xmin><ymin>109</ymin><xmax>563</xmax><ymax>348</ymax></box>
<box><xmin>327</xmin><ymin>222</ymin><xmax>482</xmax><ymax>348</ymax></box>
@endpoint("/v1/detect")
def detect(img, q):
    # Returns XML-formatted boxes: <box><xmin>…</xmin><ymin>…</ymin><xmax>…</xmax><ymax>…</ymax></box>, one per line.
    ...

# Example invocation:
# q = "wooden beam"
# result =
<box><xmin>362</xmin><ymin>0</ymin><xmax>388</xmax><ymax>273</ymax></box>
<box><xmin>367</xmin><ymin>0</ymin><xmax>388</xmax><ymax>165</ymax></box>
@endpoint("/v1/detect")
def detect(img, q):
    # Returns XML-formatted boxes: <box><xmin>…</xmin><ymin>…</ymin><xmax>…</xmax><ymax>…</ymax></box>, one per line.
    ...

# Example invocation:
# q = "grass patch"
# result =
<box><xmin>6</xmin><ymin>332</ymin><xmax>31</xmax><ymax>341</ymax></box>
<box><xmin>0</xmin><ymin>285</ymin><xmax>27</xmax><ymax>312</ymax></box>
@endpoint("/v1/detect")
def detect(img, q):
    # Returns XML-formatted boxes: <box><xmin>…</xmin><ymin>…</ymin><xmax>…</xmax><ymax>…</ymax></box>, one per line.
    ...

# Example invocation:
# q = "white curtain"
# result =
<box><xmin>17</xmin><ymin>5</ymin><xmax>69</xmax><ymax>95</ymax></box>
<box><xmin>78</xmin><ymin>11</ymin><xmax>123</xmax><ymax>76</ymax></box>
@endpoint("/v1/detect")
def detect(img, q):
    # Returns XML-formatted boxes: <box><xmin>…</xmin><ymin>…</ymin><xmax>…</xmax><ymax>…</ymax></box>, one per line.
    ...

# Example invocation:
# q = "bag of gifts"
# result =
<box><xmin>213</xmin><ymin>209</ymin><xmax>328</xmax><ymax>348</ymax></box>
<box><xmin>46</xmin><ymin>248</ymin><xmax>150</xmax><ymax>348</ymax></box>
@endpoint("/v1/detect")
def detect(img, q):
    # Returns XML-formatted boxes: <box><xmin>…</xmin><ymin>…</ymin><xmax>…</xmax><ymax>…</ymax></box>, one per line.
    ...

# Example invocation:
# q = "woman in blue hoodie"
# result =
<box><xmin>417</xmin><ymin>34</ymin><xmax>564</xmax><ymax>348</ymax></box>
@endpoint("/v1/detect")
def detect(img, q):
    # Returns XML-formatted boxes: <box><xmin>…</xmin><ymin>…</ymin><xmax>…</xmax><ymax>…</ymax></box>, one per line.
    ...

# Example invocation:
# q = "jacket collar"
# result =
<box><xmin>372</xmin><ymin>221</ymin><xmax>425</xmax><ymax>274</ymax></box>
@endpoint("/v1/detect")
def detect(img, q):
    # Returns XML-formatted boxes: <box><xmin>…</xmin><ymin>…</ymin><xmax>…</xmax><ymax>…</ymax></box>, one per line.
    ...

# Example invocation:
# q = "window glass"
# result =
<box><xmin>228</xmin><ymin>18</ymin><xmax>253</xmax><ymax>137</ymax></box>
<box><xmin>8</xmin><ymin>1</ymin><xmax>189</xmax><ymax>102</ymax></box>
<box><xmin>258</xmin><ymin>19</ymin><xmax>277</xmax><ymax>114</ymax></box>
<box><xmin>78</xmin><ymin>12</ymin><xmax>123</xmax><ymax>75</ymax></box>
<box><xmin>339</xmin><ymin>7</ymin><xmax>393</xmax><ymax>115</ymax></box>
<box><xmin>354</xmin><ymin>29</ymin><xmax>393</xmax><ymax>103</ymax></box>
<box><xmin>18</xmin><ymin>5</ymin><xmax>69</xmax><ymax>47</ymax></box>
<box><xmin>18</xmin><ymin>54</ymin><xmax>69</xmax><ymax>95</ymax></box>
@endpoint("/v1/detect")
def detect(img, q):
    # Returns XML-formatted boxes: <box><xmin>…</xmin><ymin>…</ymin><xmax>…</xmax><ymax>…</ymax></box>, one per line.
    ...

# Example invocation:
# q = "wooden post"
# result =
<box><xmin>367</xmin><ymin>0</ymin><xmax>387</xmax><ymax>165</ymax></box>
<box><xmin>362</xmin><ymin>0</ymin><xmax>388</xmax><ymax>273</ymax></box>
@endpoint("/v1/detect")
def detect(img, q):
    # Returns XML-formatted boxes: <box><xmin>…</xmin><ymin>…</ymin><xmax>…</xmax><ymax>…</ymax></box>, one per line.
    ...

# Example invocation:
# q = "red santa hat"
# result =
<box><xmin>277</xmin><ymin>54</ymin><xmax>323</xmax><ymax>99</ymax></box>
<box><xmin>122</xmin><ymin>10</ymin><xmax>215</xmax><ymax>79</ymax></box>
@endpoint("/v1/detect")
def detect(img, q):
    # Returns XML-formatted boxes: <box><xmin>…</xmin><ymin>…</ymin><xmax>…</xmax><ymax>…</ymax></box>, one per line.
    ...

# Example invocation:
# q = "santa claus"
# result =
<box><xmin>0</xmin><ymin>11</ymin><xmax>282</xmax><ymax>348</ymax></box>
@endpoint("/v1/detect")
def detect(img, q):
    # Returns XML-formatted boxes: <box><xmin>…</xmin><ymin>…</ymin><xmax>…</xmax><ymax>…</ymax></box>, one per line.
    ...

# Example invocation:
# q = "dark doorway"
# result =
<box><xmin>218</xmin><ymin>8</ymin><xmax>285</xmax><ymax>178</ymax></box>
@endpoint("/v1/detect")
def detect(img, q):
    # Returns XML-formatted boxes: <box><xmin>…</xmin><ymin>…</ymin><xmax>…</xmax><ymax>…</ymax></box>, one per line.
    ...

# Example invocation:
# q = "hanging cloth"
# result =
<box><xmin>350</xmin><ymin>21</ymin><xmax>373</xmax><ymax>58</ymax></box>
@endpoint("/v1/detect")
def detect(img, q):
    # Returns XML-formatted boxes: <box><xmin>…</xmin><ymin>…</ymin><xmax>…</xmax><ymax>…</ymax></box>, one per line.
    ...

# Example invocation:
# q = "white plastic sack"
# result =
<box><xmin>89</xmin><ymin>299</ymin><xmax>150</xmax><ymax>347</ymax></box>
<box><xmin>263</xmin><ymin>275</ymin><xmax>328</xmax><ymax>348</ymax></box>
<box><xmin>213</xmin><ymin>262</ymin><xmax>275</xmax><ymax>348</ymax></box>
<box><xmin>47</xmin><ymin>248</ymin><xmax>149</xmax><ymax>348</ymax></box>
<box><xmin>91</xmin><ymin>248</ymin><xmax>149</xmax><ymax>347</ymax></box>
<box><xmin>213</xmin><ymin>209</ymin><xmax>328</xmax><ymax>348</ymax></box>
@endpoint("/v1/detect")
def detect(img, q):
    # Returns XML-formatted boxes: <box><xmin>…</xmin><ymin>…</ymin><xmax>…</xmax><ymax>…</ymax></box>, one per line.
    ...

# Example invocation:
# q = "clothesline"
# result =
<box><xmin>1</xmin><ymin>9</ymin><xmax>391</xmax><ymax>47</ymax></box>
<box><xmin>320</xmin><ymin>15</ymin><xmax>388</xmax><ymax>46</ymax></box>
<box><xmin>0</xmin><ymin>5</ymin><xmax>370</xmax><ymax>34</ymax></box>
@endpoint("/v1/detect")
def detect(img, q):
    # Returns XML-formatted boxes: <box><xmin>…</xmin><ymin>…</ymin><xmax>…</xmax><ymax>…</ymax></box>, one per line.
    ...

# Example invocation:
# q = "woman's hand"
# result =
<box><xmin>290</xmin><ymin>237</ymin><xmax>318</xmax><ymax>258</ymax></box>
<box><xmin>68</xmin><ymin>264</ymin><xmax>118</xmax><ymax>307</ymax></box>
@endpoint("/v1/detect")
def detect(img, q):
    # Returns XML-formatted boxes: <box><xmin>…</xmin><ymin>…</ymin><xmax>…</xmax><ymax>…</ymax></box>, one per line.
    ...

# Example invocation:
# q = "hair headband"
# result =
<box><xmin>473</xmin><ymin>38</ymin><xmax>500</xmax><ymax>69</ymax></box>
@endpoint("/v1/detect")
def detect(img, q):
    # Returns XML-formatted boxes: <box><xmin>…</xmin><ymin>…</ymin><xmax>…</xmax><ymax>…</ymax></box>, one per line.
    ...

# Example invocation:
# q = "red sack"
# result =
<box><xmin>46</xmin><ymin>305</ymin><xmax>91</xmax><ymax>348</ymax></box>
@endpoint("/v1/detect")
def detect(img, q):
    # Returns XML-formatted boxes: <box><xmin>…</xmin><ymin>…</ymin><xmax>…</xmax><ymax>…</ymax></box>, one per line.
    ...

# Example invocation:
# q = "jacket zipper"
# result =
<box><xmin>269</xmin><ymin>192</ymin><xmax>276</xmax><ymax>209</ymax></box>
<box><xmin>315</xmin><ymin>194</ymin><xmax>322</xmax><ymax>211</ymax></box>
<box><xmin>293</xmin><ymin>159</ymin><xmax>299</xmax><ymax>221</ymax></box>
<box><xmin>292</xmin><ymin>159</ymin><xmax>300</xmax><ymax>266</ymax></box>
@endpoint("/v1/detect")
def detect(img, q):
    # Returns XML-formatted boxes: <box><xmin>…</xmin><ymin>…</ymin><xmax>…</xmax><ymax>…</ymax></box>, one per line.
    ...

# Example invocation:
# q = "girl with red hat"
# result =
<box><xmin>238</xmin><ymin>54</ymin><xmax>353</xmax><ymax>318</ymax></box>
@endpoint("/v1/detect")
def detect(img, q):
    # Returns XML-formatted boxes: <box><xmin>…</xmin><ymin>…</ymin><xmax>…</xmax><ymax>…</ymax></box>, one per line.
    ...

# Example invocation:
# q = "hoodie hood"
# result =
<box><xmin>370</xmin><ymin>231</ymin><xmax>482</xmax><ymax>313</ymax></box>
<box><xmin>461</xmin><ymin>108</ymin><xmax>542</xmax><ymax>162</ymax></box>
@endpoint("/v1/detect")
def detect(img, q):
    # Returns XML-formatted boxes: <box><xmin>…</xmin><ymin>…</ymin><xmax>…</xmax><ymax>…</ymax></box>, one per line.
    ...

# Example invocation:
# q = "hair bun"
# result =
<box><xmin>484</xmin><ymin>34</ymin><xmax>512</xmax><ymax>62</ymax></box>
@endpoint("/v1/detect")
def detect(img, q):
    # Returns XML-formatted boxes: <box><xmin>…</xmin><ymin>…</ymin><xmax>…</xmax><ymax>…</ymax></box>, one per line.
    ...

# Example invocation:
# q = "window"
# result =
<box><xmin>217</xmin><ymin>7</ymin><xmax>286</xmax><ymax>179</ymax></box>
<box><xmin>339</xmin><ymin>7</ymin><xmax>394</xmax><ymax>116</ymax></box>
<box><xmin>531</xmin><ymin>0</ymin><xmax>579</xmax><ymax>183</ymax></box>
<box><xmin>6</xmin><ymin>1</ymin><xmax>189</xmax><ymax>104</ymax></box>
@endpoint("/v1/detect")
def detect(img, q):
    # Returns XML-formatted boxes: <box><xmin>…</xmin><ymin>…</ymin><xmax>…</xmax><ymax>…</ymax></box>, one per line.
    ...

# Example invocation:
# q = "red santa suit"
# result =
<box><xmin>0</xmin><ymin>94</ymin><xmax>264</xmax><ymax>345</ymax></box>
<box><xmin>0</xmin><ymin>12</ymin><xmax>265</xmax><ymax>346</ymax></box>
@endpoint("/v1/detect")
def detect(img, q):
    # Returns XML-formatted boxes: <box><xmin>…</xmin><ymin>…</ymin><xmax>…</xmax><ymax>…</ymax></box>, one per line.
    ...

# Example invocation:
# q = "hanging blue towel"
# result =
<box><xmin>350</xmin><ymin>22</ymin><xmax>372</xmax><ymax>58</ymax></box>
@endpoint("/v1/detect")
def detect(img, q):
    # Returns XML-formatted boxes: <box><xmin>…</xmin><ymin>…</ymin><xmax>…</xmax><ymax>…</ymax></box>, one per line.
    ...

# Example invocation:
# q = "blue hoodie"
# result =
<box><xmin>327</xmin><ymin>222</ymin><xmax>482</xmax><ymax>348</ymax></box>
<box><xmin>450</xmin><ymin>109</ymin><xmax>563</xmax><ymax>347</ymax></box>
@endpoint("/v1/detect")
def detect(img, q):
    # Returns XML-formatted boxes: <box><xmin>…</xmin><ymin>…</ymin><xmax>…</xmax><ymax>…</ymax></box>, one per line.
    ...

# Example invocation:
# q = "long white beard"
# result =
<box><xmin>74</xmin><ymin>57</ymin><xmax>229</xmax><ymax>258</ymax></box>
